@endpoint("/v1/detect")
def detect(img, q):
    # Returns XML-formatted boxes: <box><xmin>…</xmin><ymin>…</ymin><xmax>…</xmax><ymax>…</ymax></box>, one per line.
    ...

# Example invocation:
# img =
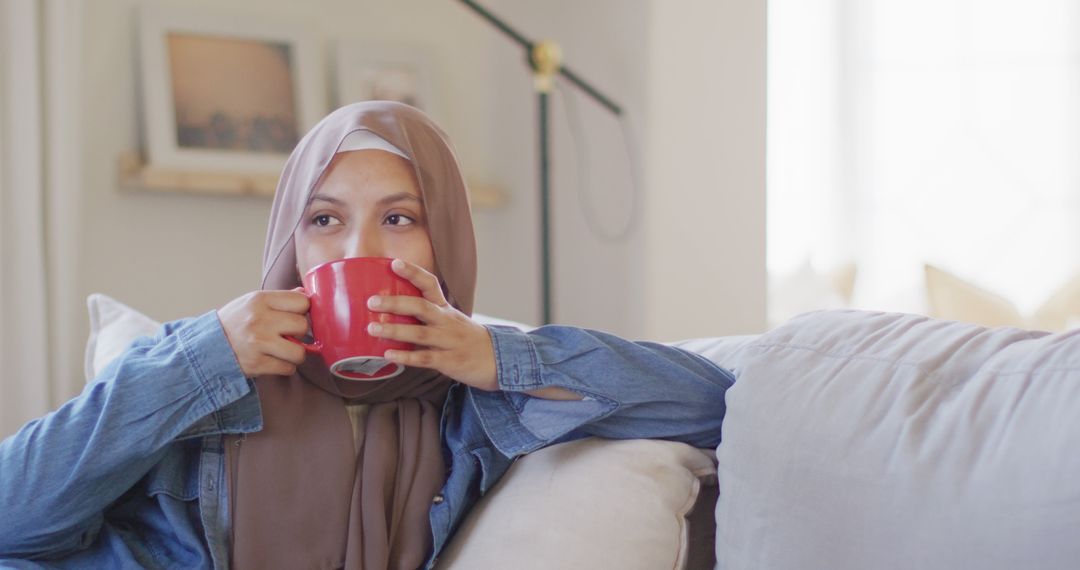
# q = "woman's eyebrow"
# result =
<box><xmin>308</xmin><ymin>192</ymin><xmax>421</xmax><ymax>208</ymax></box>
<box><xmin>376</xmin><ymin>192</ymin><xmax>422</xmax><ymax>207</ymax></box>
<box><xmin>309</xmin><ymin>193</ymin><xmax>346</xmax><ymax>207</ymax></box>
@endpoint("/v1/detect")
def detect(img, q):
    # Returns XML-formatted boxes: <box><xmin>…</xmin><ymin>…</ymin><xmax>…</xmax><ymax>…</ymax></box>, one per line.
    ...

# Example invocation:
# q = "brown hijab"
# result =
<box><xmin>225</xmin><ymin>101</ymin><xmax>478</xmax><ymax>570</ymax></box>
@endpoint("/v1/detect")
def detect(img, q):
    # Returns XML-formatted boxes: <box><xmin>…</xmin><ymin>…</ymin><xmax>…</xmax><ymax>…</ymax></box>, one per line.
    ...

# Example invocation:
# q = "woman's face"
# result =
<box><xmin>294</xmin><ymin>150</ymin><xmax>435</xmax><ymax>278</ymax></box>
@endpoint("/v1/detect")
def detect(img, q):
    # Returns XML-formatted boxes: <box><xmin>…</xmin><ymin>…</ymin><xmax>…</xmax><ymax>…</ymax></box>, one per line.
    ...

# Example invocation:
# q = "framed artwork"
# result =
<box><xmin>138</xmin><ymin>6</ymin><xmax>326</xmax><ymax>175</ymax></box>
<box><xmin>335</xmin><ymin>43</ymin><xmax>434</xmax><ymax>111</ymax></box>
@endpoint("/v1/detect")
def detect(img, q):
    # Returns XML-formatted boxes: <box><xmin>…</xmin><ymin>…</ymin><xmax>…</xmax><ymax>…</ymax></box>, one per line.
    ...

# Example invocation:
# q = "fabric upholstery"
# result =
<box><xmin>713</xmin><ymin>309</ymin><xmax>1080</xmax><ymax>569</ymax></box>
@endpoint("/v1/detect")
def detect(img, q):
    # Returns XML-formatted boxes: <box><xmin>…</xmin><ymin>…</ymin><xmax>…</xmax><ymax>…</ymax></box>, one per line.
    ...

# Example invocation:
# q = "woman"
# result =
<box><xmin>0</xmin><ymin>102</ymin><xmax>733</xmax><ymax>569</ymax></box>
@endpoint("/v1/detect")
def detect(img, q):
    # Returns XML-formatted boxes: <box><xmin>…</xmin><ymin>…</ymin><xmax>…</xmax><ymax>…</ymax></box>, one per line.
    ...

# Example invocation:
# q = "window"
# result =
<box><xmin>769</xmin><ymin>0</ymin><xmax>1080</xmax><ymax>328</ymax></box>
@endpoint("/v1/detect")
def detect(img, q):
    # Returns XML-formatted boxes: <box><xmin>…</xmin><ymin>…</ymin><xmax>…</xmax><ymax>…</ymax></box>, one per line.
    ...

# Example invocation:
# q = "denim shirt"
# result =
<box><xmin>0</xmin><ymin>311</ymin><xmax>734</xmax><ymax>569</ymax></box>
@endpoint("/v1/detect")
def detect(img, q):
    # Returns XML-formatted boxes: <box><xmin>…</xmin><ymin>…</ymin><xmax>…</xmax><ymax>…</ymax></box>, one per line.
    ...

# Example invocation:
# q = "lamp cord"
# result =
<box><xmin>555</xmin><ymin>81</ymin><xmax>641</xmax><ymax>243</ymax></box>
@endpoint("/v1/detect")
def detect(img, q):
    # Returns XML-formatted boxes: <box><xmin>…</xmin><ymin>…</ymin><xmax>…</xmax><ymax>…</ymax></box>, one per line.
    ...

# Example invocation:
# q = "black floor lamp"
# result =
<box><xmin>458</xmin><ymin>0</ymin><xmax>624</xmax><ymax>325</ymax></box>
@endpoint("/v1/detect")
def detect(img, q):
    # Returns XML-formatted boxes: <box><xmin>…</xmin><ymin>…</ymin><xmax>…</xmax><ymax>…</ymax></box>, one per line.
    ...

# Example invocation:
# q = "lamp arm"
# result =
<box><xmin>457</xmin><ymin>0</ymin><xmax>623</xmax><ymax>116</ymax></box>
<box><xmin>558</xmin><ymin>66</ymin><xmax>622</xmax><ymax>116</ymax></box>
<box><xmin>458</xmin><ymin>0</ymin><xmax>531</xmax><ymax>49</ymax></box>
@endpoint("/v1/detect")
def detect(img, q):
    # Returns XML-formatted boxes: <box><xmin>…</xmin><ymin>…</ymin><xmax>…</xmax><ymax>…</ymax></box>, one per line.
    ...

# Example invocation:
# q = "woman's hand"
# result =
<box><xmin>217</xmin><ymin>289</ymin><xmax>311</xmax><ymax>378</ymax></box>
<box><xmin>368</xmin><ymin>259</ymin><xmax>499</xmax><ymax>391</ymax></box>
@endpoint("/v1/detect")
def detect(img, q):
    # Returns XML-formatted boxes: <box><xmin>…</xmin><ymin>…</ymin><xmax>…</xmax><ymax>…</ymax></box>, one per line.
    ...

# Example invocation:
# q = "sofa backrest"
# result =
<box><xmin>707</xmin><ymin>309</ymin><xmax>1080</xmax><ymax>570</ymax></box>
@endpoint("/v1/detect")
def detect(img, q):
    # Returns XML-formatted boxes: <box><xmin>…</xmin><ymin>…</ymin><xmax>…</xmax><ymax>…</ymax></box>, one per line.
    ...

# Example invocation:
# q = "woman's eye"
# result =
<box><xmin>312</xmin><ymin>214</ymin><xmax>341</xmax><ymax>227</ymax></box>
<box><xmin>385</xmin><ymin>214</ymin><xmax>416</xmax><ymax>226</ymax></box>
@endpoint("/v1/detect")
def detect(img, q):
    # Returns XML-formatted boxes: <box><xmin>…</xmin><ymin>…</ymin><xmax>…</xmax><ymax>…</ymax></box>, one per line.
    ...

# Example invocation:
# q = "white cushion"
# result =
<box><xmin>84</xmin><ymin>293</ymin><xmax>161</xmax><ymax>382</ymax></box>
<box><xmin>714</xmin><ymin>309</ymin><xmax>1080</xmax><ymax>570</ymax></box>
<box><xmin>669</xmin><ymin>334</ymin><xmax>759</xmax><ymax>375</ymax></box>
<box><xmin>438</xmin><ymin>437</ymin><xmax>717</xmax><ymax>570</ymax></box>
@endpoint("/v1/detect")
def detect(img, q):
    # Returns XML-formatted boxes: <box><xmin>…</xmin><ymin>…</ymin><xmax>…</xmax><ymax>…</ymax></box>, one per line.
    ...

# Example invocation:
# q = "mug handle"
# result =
<box><xmin>285</xmin><ymin>286</ymin><xmax>321</xmax><ymax>353</ymax></box>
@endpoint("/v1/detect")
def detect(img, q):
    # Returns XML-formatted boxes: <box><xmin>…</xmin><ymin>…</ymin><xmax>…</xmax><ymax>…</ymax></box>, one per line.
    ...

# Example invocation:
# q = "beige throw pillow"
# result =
<box><xmin>925</xmin><ymin>264</ymin><xmax>1080</xmax><ymax>331</ymax></box>
<box><xmin>438</xmin><ymin>438</ymin><xmax>718</xmax><ymax>570</ymax></box>
<box><xmin>1031</xmin><ymin>272</ymin><xmax>1080</xmax><ymax>331</ymax></box>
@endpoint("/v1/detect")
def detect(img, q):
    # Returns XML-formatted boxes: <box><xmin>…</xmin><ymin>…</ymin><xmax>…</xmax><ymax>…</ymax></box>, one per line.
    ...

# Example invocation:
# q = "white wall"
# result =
<box><xmin>644</xmin><ymin>0</ymin><xmax>768</xmax><ymax>339</ymax></box>
<box><xmin>56</xmin><ymin>0</ymin><xmax>765</xmax><ymax>403</ymax></box>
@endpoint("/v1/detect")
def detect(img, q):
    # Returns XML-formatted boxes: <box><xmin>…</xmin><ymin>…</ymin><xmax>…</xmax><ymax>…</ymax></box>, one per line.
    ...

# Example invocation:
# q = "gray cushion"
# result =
<box><xmin>712</xmin><ymin>309</ymin><xmax>1080</xmax><ymax>569</ymax></box>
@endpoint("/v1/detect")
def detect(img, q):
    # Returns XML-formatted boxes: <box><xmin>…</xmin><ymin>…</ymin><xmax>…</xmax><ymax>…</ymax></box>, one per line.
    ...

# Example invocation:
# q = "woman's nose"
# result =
<box><xmin>342</xmin><ymin>228</ymin><xmax>384</xmax><ymax>259</ymax></box>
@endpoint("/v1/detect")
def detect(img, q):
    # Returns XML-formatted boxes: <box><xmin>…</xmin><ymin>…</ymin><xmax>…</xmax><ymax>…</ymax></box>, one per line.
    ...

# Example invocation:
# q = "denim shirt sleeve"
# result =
<box><xmin>0</xmin><ymin>310</ymin><xmax>259</xmax><ymax>560</ymax></box>
<box><xmin>467</xmin><ymin>325</ymin><xmax>735</xmax><ymax>458</ymax></box>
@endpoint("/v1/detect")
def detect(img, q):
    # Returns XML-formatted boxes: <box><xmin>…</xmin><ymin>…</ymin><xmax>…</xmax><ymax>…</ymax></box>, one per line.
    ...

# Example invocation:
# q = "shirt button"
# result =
<box><xmin>432</xmin><ymin>494</ymin><xmax>445</xmax><ymax>505</ymax></box>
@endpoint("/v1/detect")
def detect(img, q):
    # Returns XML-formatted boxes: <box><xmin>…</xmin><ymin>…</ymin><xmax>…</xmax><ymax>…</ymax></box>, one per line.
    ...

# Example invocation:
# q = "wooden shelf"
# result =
<box><xmin>118</xmin><ymin>151</ymin><xmax>507</xmax><ymax>208</ymax></box>
<box><xmin>467</xmin><ymin>182</ymin><xmax>508</xmax><ymax>209</ymax></box>
<box><xmin>118</xmin><ymin>151</ymin><xmax>277</xmax><ymax>197</ymax></box>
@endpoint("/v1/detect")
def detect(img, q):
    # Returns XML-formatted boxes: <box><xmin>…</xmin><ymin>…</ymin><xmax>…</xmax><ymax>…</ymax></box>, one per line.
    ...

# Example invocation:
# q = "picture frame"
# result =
<box><xmin>335</xmin><ymin>42</ymin><xmax>434</xmax><ymax>112</ymax></box>
<box><xmin>138</xmin><ymin>5</ymin><xmax>326</xmax><ymax>176</ymax></box>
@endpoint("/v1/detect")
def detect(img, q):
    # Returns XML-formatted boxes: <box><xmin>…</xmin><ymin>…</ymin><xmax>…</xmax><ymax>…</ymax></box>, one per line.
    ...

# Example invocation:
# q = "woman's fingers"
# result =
<box><xmin>369</xmin><ymin>313</ymin><xmax>498</xmax><ymax>391</ymax></box>
<box><xmin>390</xmin><ymin>258</ymin><xmax>448</xmax><ymax>307</ymax></box>
<box><xmin>384</xmin><ymin>348</ymin><xmax>437</xmax><ymax>369</ymax></box>
<box><xmin>368</xmin><ymin>322</ymin><xmax>448</xmax><ymax>349</ymax></box>
<box><xmin>262</xmin><ymin>289</ymin><xmax>311</xmax><ymax>314</ymax></box>
<box><xmin>218</xmin><ymin>289</ymin><xmax>312</xmax><ymax>378</ymax></box>
<box><xmin>368</xmin><ymin>294</ymin><xmax>441</xmax><ymax>323</ymax></box>
<box><xmin>267</xmin><ymin>335</ymin><xmax>308</xmax><ymax>365</ymax></box>
<box><xmin>278</xmin><ymin>312</ymin><xmax>311</xmax><ymax>337</ymax></box>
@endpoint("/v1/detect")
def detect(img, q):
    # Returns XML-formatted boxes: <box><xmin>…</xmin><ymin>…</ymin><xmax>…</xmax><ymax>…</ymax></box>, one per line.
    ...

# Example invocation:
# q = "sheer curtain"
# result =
<box><xmin>1</xmin><ymin>0</ymin><xmax>83</xmax><ymax>439</ymax></box>
<box><xmin>769</xmin><ymin>0</ymin><xmax>1080</xmax><ymax>324</ymax></box>
<box><xmin>1</xmin><ymin>0</ymin><xmax>51</xmax><ymax>438</ymax></box>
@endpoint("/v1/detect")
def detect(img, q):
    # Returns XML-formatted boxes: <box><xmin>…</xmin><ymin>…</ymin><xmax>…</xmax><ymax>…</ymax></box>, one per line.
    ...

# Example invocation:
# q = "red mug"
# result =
<box><xmin>292</xmin><ymin>257</ymin><xmax>421</xmax><ymax>380</ymax></box>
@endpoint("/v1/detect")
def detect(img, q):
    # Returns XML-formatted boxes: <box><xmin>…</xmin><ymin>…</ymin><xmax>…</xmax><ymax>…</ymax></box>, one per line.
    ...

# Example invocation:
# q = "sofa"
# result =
<box><xmin>87</xmin><ymin>295</ymin><xmax>1080</xmax><ymax>569</ymax></box>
